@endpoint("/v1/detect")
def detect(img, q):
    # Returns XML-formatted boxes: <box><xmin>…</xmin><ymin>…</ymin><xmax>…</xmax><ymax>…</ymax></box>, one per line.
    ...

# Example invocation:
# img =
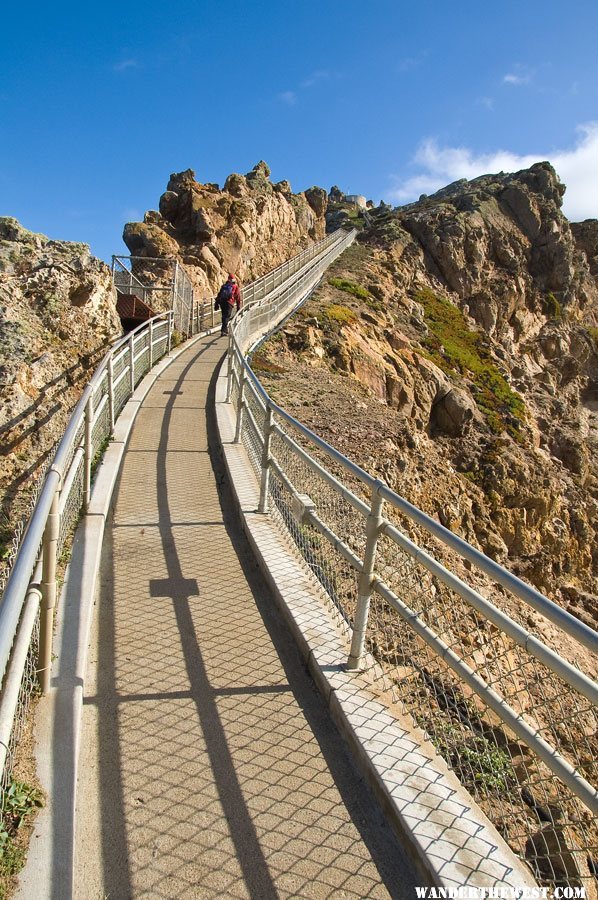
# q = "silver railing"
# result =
<box><xmin>0</xmin><ymin>311</ymin><xmax>173</xmax><ymax>798</ymax></box>
<box><xmin>112</xmin><ymin>232</ymin><xmax>345</xmax><ymax>340</ymax></box>
<box><xmin>226</xmin><ymin>235</ymin><xmax>598</xmax><ymax>889</ymax></box>
<box><xmin>0</xmin><ymin>228</ymin><xmax>351</xmax><ymax>812</ymax></box>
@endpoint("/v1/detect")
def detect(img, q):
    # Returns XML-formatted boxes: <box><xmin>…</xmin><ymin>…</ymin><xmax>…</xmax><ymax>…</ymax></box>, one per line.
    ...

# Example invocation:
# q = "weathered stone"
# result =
<box><xmin>224</xmin><ymin>173</ymin><xmax>247</xmax><ymax>196</ymax></box>
<box><xmin>159</xmin><ymin>190</ymin><xmax>180</xmax><ymax>221</ymax></box>
<box><xmin>526</xmin><ymin>825</ymin><xmax>597</xmax><ymax>897</ymax></box>
<box><xmin>431</xmin><ymin>388</ymin><xmax>477</xmax><ymax>437</ymax></box>
<box><xmin>0</xmin><ymin>219</ymin><xmax>121</xmax><ymax>569</ymax></box>
<box><xmin>167</xmin><ymin>168</ymin><xmax>196</xmax><ymax>192</ymax></box>
<box><xmin>305</xmin><ymin>186</ymin><xmax>328</xmax><ymax>218</ymax></box>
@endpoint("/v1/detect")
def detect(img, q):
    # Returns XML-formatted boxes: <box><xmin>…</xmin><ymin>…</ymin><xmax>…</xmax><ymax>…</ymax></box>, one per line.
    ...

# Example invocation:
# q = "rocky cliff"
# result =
<box><xmin>123</xmin><ymin>161</ymin><xmax>328</xmax><ymax>303</ymax></box>
<box><xmin>256</xmin><ymin>164</ymin><xmax>598</xmax><ymax>627</ymax></box>
<box><xmin>0</xmin><ymin>218</ymin><xmax>121</xmax><ymax>562</ymax></box>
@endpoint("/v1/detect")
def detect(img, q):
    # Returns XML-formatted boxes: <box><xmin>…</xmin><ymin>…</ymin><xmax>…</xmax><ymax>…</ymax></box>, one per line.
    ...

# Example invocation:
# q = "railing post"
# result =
<box><xmin>149</xmin><ymin>319</ymin><xmax>154</xmax><ymax>369</ymax></box>
<box><xmin>258</xmin><ymin>404</ymin><xmax>274</xmax><ymax>513</ymax></box>
<box><xmin>211</xmin><ymin>298</ymin><xmax>215</xmax><ymax>328</ymax></box>
<box><xmin>234</xmin><ymin>368</ymin><xmax>246</xmax><ymax>444</ymax></box>
<box><xmin>83</xmin><ymin>394</ymin><xmax>93</xmax><ymax>510</ymax></box>
<box><xmin>38</xmin><ymin>486</ymin><xmax>60</xmax><ymax>694</ymax></box>
<box><xmin>167</xmin><ymin>311</ymin><xmax>173</xmax><ymax>354</ymax></box>
<box><xmin>107</xmin><ymin>352</ymin><xmax>115</xmax><ymax>433</ymax></box>
<box><xmin>169</xmin><ymin>260</ymin><xmax>178</xmax><ymax>333</ymax></box>
<box><xmin>226</xmin><ymin>338</ymin><xmax>234</xmax><ymax>403</ymax></box>
<box><xmin>347</xmin><ymin>484</ymin><xmax>385</xmax><ymax>671</ymax></box>
<box><xmin>129</xmin><ymin>332</ymin><xmax>135</xmax><ymax>393</ymax></box>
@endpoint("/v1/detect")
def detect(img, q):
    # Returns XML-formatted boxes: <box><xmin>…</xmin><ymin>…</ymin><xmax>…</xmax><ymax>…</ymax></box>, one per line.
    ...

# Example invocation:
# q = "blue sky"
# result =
<box><xmin>1</xmin><ymin>0</ymin><xmax>597</xmax><ymax>262</ymax></box>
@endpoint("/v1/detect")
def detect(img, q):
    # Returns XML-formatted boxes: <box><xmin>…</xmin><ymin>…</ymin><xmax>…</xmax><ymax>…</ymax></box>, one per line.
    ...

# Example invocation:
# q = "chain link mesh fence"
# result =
<box><xmin>250</xmin><ymin>408</ymin><xmax>598</xmax><ymax>889</ymax></box>
<box><xmin>0</xmin><ymin>315</ymin><xmax>174</xmax><ymax>838</ymax></box>
<box><xmin>233</xmin><ymin>263</ymin><xmax>597</xmax><ymax>894</ymax></box>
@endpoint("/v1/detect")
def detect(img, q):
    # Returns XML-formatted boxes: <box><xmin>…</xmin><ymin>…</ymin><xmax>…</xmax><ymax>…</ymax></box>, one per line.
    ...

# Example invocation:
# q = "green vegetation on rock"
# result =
<box><xmin>323</xmin><ymin>304</ymin><xmax>358</xmax><ymax>326</ymax></box>
<box><xmin>0</xmin><ymin>779</ymin><xmax>44</xmax><ymax>897</ymax></box>
<box><xmin>415</xmin><ymin>288</ymin><xmax>525</xmax><ymax>438</ymax></box>
<box><xmin>585</xmin><ymin>326</ymin><xmax>598</xmax><ymax>345</ymax></box>
<box><xmin>328</xmin><ymin>277</ymin><xmax>370</xmax><ymax>300</ymax></box>
<box><xmin>431</xmin><ymin>722</ymin><xmax>514</xmax><ymax>796</ymax></box>
<box><xmin>541</xmin><ymin>292</ymin><xmax>562</xmax><ymax>320</ymax></box>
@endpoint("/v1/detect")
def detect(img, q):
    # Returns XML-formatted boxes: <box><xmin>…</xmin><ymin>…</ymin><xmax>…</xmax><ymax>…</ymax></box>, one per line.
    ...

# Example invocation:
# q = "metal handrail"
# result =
<box><xmin>0</xmin><ymin>229</ymin><xmax>350</xmax><ymax>794</ymax></box>
<box><xmin>0</xmin><ymin>311</ymin><xmax>173</xmax><ymax>687</ymax></box>
<box><xmin>225</xmin><ymin>229</ymin><xmax>598</xmax><ymax>833</ymax></box>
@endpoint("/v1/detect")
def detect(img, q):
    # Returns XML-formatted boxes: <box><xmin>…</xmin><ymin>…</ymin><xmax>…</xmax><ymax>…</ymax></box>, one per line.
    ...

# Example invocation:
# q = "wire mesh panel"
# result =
<box><xmin>266</xmin><ymin>462</ymin><xmax>360</xmax><ymax>629</ymax></box>
<box><xmin>0</xmin><ymin>612</ymin><xmax>40</xmax><ymax>798</ymax></box>
<box><xmin>113</xmin><ymin>346</ymin><xmax>131</xmax><ymax>420</ymax></box>
<box><xmin>58</xmin><ymin>451</ymin><xmax>84</xmax><ymax>555</ymax></box>
<box><xmin>152</xmin><ymin>321</ymin><xmax>169</xmax><ymax>360</ymax></box>
<box><xmin>266</xmin><ymin>426</ymin><xmax>365</xmax><ymax>627</ymax></box>
<box><xmin>365</xmin><ymin>530</ymin><xmax>598</xmax><ymax>889</ymax></box>
<box><xmin>112</xmin><ymin>257</ymin><xmax>146</xmax><ymax>301</ymax></box>
<box><xmin>133</xmin><ymin>331</ymin><xmax>150</xmax><ymax>387</ymax></box>
<box><xmin>91</xmin><ymin>396</ymin><xmax>110</xmax><ymax>460</ymax></box>
<box><xmin>224</xmin><ymin>225</ymin><xmax>598</xmax><ymax>893</ymax></box>
<box><xmin>240</xmin><ymin>383</ymin><xmax>266</xmax><ymax>475</ymax></box>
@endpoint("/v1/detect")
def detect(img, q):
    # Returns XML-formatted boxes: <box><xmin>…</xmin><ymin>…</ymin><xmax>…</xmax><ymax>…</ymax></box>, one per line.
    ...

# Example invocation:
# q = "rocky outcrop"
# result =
<box><xmin>0</xmin><ymin>218</ymin><xmax>121</xmax><ymax>559</ymax></box>
<box><xmin>123</xmin><ymin>163</ymin><xmax>328</xmax><ymax>303</ymax></box>
<box><xmin>571</xmin><ymin>218</ymin><xmax>598</xmax><ymax>284</ymax></box>
<box><xmin>257</xmin><ymin>164</ymin><xmax>598</xmax><ymax>619</ymax></box>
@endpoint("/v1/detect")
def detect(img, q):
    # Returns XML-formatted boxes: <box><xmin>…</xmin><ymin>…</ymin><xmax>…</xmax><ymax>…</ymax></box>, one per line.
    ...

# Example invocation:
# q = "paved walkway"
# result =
<box><xmin>75</xmin><ymin>335</ymin><xmax>417</xmax><ymax>899</ymax></box>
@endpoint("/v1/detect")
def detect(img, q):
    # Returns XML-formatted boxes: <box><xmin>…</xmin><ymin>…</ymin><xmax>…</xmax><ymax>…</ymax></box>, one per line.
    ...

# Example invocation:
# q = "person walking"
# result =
<box><xmin>215</xmin><ymin>273</ymin><xmax>242</xmax><ymax>336</ymax></box>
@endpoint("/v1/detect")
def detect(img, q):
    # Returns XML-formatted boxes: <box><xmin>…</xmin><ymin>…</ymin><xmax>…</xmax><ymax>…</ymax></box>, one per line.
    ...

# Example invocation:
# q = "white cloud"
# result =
<box><xmin>278</xmin><ymin>90</ymin><xmax>297</xmax><ymax>105</ymax></box>
<box><xmin>503</xmin><ymin>73</ymin><xmax>530</xmax><ymax>85</ymax></box>
<box><xmin>502</xmin><ymin>65</ymin><xmax>532</xmax><ymax>86</ymax></box>
<box><xmin>278</xmin><ymin>69</ymin><xmax>338</xmax><ymax>105</ymax></box>
<box><xmin>113</xmin><ymin>59</ymin><xmax>138</xmax><ymax>72</ymax></box>
<box><xmin>387</xmin><ymin>122</ymin><xmax>598</xmax><ymax>221</ymax></box>
<box><xmin>300</xmin><ymin>70</ymin><xmax>330</xmax><ymax>88</ymax></box>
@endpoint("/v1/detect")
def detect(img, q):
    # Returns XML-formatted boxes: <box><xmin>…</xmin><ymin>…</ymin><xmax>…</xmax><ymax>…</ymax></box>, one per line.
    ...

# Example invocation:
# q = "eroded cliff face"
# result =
<box><xmin>257</xmin><ymin>164</ymin><xmax>598</xmax><ymax>625</ymax></box>
<box><xmin>0</xmin><ymin>217</ymin><xmax>121</xmax><ymax>558</ymax></box>
<box><xmin>123</xmin><ymin>161</ymin><xmax>328</xmax><ymax>303</ymax></box>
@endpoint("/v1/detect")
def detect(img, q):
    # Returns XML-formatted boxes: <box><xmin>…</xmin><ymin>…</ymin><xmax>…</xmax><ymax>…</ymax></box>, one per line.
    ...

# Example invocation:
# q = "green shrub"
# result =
<box><xmin>542</xmin><ymin>292</ymin><xmax>562</xmax><ymax>319</ymax></box>
<box><xmin>586</xmin><ymin>326</ymin><xmax>598</xmax><ymax>345</ymax></box>
<box><xmin>415</xmin><ymin>289</ymin><xmax>525</xmax><ymax>438</ymax></box>
<box><xmin>431</xmin><ymin>722</ymin><xmax>514</xmax><ymax>796</ymax></box>
<box><xmin>328</xmin><ymin>277</ymin><xmax>370</xmax><ymax>301</ymax></box>
<box><xmin>1</xmin><ymin>779</ymin><xmax>44</xmax><ymax>890</ymax></box>
<box><xmin>323</xmin><ymin>304</ymin><xmax>357</xmax><ymax>326</ymax></box>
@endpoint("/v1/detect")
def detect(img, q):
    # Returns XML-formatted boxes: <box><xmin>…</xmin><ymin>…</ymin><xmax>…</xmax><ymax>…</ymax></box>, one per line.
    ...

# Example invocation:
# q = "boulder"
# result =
<box><xmin>159</xmin><ymin>190</ymin><xmax>180</xmax><ymax>221</ymax></box>
<box><xmin>305</xmin><ymin>186</ymin><xmax>328</xmax><ymax>218</ymax></box>
<box><xmin>431</xmin><ymin>388</ymin><xmax>476</xmax><ymax>437</ymax></box>
<box><xmin>525</xmin><ymin>825</ymin><xmax>597</xmax><ymax>898</ymax></box>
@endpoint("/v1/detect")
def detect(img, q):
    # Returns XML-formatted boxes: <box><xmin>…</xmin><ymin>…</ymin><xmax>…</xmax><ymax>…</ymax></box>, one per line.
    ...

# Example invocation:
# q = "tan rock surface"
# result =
<box><xmin>259</xmin><ymin>164</ymin><xmax>598</xmax><ymax>629</ymax></box>
<box><xmin>123</xmin><ymin>162</ymin><xmax>328</xmax><ymax>304</ymax></box>
<box><xmin>0</xmin><ymin>217</ymin><xmax>121</xmax><ymax>565</ymax></box>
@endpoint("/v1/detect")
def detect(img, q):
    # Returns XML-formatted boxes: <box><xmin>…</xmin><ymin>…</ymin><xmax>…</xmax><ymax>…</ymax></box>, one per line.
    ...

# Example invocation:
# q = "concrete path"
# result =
<box><xmin>75</xmin><ymin>335</ymin><xmax>418</xmax><ymax>899</ymax></box>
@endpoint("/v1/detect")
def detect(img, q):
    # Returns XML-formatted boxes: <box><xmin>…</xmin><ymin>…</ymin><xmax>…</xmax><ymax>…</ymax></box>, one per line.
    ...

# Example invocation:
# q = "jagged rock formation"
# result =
<box><xmin>257</xmin><ymin>163</ymin><xmax>598</xmax><ymax>626</ymax></box>
<box><xmin>571</xmin><ymin>218</ymin><xmax>598</xmax><ymax>287</ymax></box>
<box><xmin>123</xmin><ymin>162</ymin><xmax>328</xmax><ymax>302</ymax></box>
<box><xmin>0</xmin><ymin>217</ymin><xmax>121</xmax><ymax>558</ymax></box>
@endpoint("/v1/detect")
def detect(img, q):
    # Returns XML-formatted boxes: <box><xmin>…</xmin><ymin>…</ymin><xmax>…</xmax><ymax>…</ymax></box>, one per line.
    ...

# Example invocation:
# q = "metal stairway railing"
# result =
<box><xmin>225</xmin><ymin>236</ymin><xmax>598</xmax><ymax>888</ymax></box>
<box><xmin>0</xmin><ymin>227</ymin><xmax>349</xmax><ymax>807</ymax></box>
